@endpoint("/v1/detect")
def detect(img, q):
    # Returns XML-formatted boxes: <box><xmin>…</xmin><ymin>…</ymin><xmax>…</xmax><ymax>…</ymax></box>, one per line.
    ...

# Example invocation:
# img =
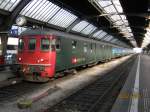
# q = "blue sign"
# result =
<box><xmin>9</xmin><ymin>29</ymin><xmax>18</xmax><ymax>36</ymax></box>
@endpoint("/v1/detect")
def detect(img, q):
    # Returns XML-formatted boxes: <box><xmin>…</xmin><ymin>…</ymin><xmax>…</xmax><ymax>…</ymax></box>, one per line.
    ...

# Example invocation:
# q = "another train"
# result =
<box><xmin>0</xmin><ymin>55</ymin><xmax>4</xmax><ymax>64</ymax></box>
<box><xmin>0</xmin><ymin>55</ymin><xmax>5</xmax><ymax>71</ymax></box>
<box><xmin>17</xmin><ymin>28</ymin><xmax>132</xmax><ymax>82</ymax></box>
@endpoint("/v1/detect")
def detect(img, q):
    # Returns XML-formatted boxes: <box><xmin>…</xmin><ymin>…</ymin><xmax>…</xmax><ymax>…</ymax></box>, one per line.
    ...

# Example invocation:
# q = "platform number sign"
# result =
<box><xmin>9</xmin><ymin>29</ymin><xmax>18</xmax><ymax>37</ymax></box>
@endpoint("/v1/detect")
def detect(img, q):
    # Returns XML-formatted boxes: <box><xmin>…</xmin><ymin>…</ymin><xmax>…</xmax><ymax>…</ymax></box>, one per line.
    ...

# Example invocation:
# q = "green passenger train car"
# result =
<box><xmin>17</xmin><ymin>28</ymin><xmax>132</xmax><ymax>82</ymax></box>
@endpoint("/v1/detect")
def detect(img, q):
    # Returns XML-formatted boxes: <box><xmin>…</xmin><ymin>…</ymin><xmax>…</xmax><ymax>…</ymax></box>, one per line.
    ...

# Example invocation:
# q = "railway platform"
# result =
<box><xmin>111</xmin><ymin>55</ymin><xmax>150</xmax><ymax>112</ymax></box>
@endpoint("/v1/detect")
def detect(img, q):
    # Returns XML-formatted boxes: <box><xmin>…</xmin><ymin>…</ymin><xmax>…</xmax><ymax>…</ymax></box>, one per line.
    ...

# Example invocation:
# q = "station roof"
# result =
<box><xmin>0</xmin><ymin>0</ymin><xmax>149</xmax><ymax>48</ymax></box>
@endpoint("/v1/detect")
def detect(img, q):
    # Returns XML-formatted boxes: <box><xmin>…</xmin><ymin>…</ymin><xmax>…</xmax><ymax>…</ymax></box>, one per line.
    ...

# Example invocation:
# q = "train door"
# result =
<box><xmin>83</xmin><ymin>42</ymin><xmax>88</xmax><ymax>64</ymax></box>
<box><xmin>55</xmin><ymin>37</ymin><xmax>66</xmax><ymax>72</ymax></box>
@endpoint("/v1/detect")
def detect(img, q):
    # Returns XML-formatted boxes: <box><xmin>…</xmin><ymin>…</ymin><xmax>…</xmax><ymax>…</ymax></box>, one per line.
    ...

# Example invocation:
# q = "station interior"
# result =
<box><xmin>0</xmin><ymin>0</ymin><xmax>150</xmax><ymax>112</ymax></box>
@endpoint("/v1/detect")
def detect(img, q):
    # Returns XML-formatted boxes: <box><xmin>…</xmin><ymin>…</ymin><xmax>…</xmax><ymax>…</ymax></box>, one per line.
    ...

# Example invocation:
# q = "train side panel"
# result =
<box><xmin>55</xmin><ymin>37</ymin><xmax>99</xmax><ymax>72</ymax></box>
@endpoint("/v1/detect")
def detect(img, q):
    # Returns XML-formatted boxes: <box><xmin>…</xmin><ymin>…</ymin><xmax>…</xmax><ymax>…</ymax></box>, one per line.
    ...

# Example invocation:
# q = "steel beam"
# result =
<box><xmin>0</xmin><ymin>9</ymin><xmax>10</xmax><ymax>16</ymax></box>
<box><xmin>66</xmin><ymin>18</ymin><xmax>81</xmax><ymax>33</ymax></box>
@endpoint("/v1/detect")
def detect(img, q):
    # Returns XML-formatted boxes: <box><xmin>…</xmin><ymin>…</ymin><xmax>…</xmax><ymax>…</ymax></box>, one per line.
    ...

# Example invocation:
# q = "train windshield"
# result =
<box><xmin>28</xmin><ymin>38</ymin><xmax>36</xmax><ymax>50</ymax></box>
<box><xmin>18</xmin><ymin>38</ymin><xmax>24</xmax><ymax>51</ymax></box>
<box><xmin>41</xmin><ymin>38</ymin><xmax>50</xmax><ymax>51</ymax></box>
<box><xmin>41</xmin><ymin>38</ymin><xmax>56</xmax><ymax>51</ymax></box>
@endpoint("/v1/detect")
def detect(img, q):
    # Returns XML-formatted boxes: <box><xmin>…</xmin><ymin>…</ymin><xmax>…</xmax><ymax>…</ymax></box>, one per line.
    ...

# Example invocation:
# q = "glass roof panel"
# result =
<box><xmin>0</xmin><ymin>0</ymin><xmax>21</xmax><ymax>11</ymax></box>
<box><xmin>97</xmin><ymin>0</ymin><xmax>112</xmax><ymax>7</ymax></box>
<box><xmin>127</xmin><ymin>27</ymin><xmax>132</xmax><ymax>32</ymax></box>
<box><xmin>123</xmin><ymin>20</ymin><xmax>129</xmax><ymax>26</ymax></box>
<box><xmin>20</xmin><ymin>0</ymin><xmax>42</xmax><ymax>16</ymax></box>
<box><xmin>72</xmin><ymin>21</ymin><xmax>89</xmax><ymax>32</ymax></box>
<box><xmin>115</xmin><ymin>5</ymin><xmax>123</xmax><ymax>13</ymax></box>
<box><xmin>107</xmin><ymin>36</ymin><xmax>114</xmax><ymax>41</ymax></box>
<box><xmin>40</xmin><ymin>3</ymin><xmax>60</xmax><ymax>22</ymax></box>
<box><xmin>34</xmin><ymin>1</ymin><xmax>56</xmax><ymax>20</ymax></box>
<box><xmin>120</xmin><ymin>15</ymin><xmax>127</xmax><ymax>20</ymax></box>
<box><xmin>98</xmin><ymin>31</ymin><xmax>107</xmax><ymax>39</ymax></box>
<box><xmin>112</xmin><ymin>0</ymin><xmax>123</xmax><ymax>13</ymax></box>
<box><xmin>92</xmin><ymin>0</ymin><xmax>134</xmax><ymax>44</ymax></box>
<box><xmin>48</xmin><ymin>9</ymin><xmax>77</xmax><ymax>28</ymax></box>
<box><xmin>111</xmin><ymin>39</ymin><xmax>118</xmax><ymax>43</ymax></box>
<box><xmin>20</xmin><ymin>0</ymin><xmax>61</xmax><ymax>22</ymax></box>
<box><xmin>93</xmin><ymin>30</ymin><xmax>103</xmax><ymax>38</ymax></box>
<box><xmin>104</xmin><ymin>5</ymin><xmax>117</xmax><ymax>13</ymax></box>
<box><xmin>110</xmin><ymin>15</ymin><xmax>121</xmax><ymax>21</ymax></box>
<box><xmin>28</xmin><ymin>0</ymin><xmax>47</xmax><ymax>18</ymax></box>
<box><xmin>81</xmin><ymin>24</ymin><xmax>97</xmax><ymax>35</ymax></box>
<box><xmin>103</xmin><ymin>35</ymin><xmax>111</xmax><ymax>41</ymax></box>
<box><xmin>147</xmin><ymin>30</ymin><xmax>150</xmax><ymax>35</ymax></box>
<box><xmin>120</xmin><ymin>28</ymin><xmax>128</xmax><ymax>32</ymax></box>
<box><xmin>114</xmin><ymin>20</ymin><xmax>124</xmax><ymax>26</ymax></box>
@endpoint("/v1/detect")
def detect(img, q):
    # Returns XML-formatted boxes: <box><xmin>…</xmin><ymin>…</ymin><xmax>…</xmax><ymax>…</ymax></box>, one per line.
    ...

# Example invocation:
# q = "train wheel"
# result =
<box><xmin>24</xmin><ymin>73</ymin><xmax>49</xmax><ymax>83</ymax></box>
<box><xmin>33</xmin><ymin>75</ymin><xmax>49</xmax><ymax>83</ymax></box>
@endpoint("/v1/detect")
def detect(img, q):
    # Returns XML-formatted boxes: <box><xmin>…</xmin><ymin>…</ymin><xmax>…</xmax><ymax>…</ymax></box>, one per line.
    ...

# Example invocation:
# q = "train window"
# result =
<box><xmin>18</xmin><ymin>38</ymin><xmax>24</xmax><ymax>51</ymax></box>
<box><xmin>90</xmin><ymin>43</ymin><xmax>93</xmax><ymax>53</ymax></box>
<box><xmin>72</xmin><ymin>40</ymin><xmax>77</xmax><ymax>49</ymax></box>
<box><xmin>94</xmin><ymin>43</ymin><xmax>96</xmax><ymax>50</ymax></box>
<box><xmin>100</xmin><ymin>45</ymin><xmax>101</xmax><ymax>48</ymax></box>
<box><xmin>41</xmin><ymin>38</ymin><xmax>50</xmax><ymax>51</ymax></box>
<box><xmin>56</xmin><ymin>38</ymin><xmax>61</xmax><ymax>51</ymax></box>
<box><xmin>28</xmin><ymin>38</ymin><xmax>36</xmax><ymax>50</ymax></box>
<box><xmin>84</xmin><ymin>43</ymin><xmax>87</xmax><ymax>53</ymax></box>
<box><xmin>51</xmin><ymin>39</ymin><xmax>56</xmax><ymax>52</ymax></box>
<box><xmin>102</xmin><ymin>45</ymin><xmax>105</xmax><ymax>48</ymax></box>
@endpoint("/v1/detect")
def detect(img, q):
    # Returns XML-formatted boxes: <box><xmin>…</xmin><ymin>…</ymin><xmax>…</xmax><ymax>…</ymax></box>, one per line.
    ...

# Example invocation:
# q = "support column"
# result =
<box><xmin>1</xmin><ymin>36</ymin><xmax>8</xmax><ymax>56</ymax></box>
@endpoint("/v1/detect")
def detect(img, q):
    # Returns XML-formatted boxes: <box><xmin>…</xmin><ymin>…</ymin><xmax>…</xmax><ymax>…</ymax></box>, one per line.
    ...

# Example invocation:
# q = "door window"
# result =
<box><xmin>41</xmin><ymin>38</ymin><xmax>50</xmax><ymax>51</ymax></box>
<box><xmin>28</xmin><ymin>38</ymin><xmax>36</xmax><ymax>50</ymax></box>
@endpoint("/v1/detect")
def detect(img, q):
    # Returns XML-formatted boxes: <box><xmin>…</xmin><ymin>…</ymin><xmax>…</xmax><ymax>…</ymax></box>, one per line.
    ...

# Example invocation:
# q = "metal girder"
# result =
<box><xmin>3</xmin><ymin>0</ymin><xmax>31</xmax><ymax>30</ymax></box>
<box><xmin>66</xmin><ymin>18</ymin><xmax>81</xmax><ymax>32</ymax></box>
<box><xmin>0</xmin><ymin>9</ymin><xmax>10</xmax><ymax>16</ymax></box>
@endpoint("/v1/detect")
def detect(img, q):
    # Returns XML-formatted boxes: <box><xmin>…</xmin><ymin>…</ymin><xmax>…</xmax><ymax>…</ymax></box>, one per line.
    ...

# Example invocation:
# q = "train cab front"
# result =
<box><xmin>17</xmin><ymin>35</ymin><xmax>56</xmax><ymax>82</ymax></box>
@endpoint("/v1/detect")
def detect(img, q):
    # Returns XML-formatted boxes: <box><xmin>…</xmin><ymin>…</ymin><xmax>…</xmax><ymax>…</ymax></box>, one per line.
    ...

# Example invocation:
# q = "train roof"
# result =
<box><xmin>20</xmin><ymin>29</ymin><xmax>51</xmax><ymax>36</ymax></box>
<box><xmin>20</xmin><ymin>28</ymin><xmax>124</xmax><ymax>48</ymax></box>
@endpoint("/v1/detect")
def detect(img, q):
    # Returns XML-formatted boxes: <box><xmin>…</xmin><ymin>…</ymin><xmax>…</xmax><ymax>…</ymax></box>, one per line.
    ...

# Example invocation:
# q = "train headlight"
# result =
<box><xmin>18</xmin><ymin>57</ymin><xmax>22</xmax><ymax>61</ymax></box>
<box><xmin>72</xmin><ymin>57</ymin><xmax>77</xmax><ymax>64</ymax></box>
<box><xmin>40</xmin><ymin>59</ymin><xmax>44</xmax><ymax>62</ymax></box>
<box><xmin>37</xmin><ymin>60</ymin><xmax>40</xmax><ymax>63</ymax></box>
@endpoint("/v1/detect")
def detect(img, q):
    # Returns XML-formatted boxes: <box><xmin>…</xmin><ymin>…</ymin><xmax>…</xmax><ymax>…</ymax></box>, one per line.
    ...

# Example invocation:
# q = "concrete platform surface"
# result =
<box><xmin>111</xmin><ymin>55</ymin><xmax>150</xmax><ymax>112</ymax></box>
<box><xmin>0</xmin><ymin>67</ymin><xmax>16</xmax><ymax>81</ymax></box>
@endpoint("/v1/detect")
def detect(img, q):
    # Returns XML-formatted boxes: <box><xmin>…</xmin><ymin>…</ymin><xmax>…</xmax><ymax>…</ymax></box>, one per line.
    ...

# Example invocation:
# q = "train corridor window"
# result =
<box><xmin>56</xmin><ymin>38</ymin><xmax>61</xmax><ymax>51</ymax></box>
<box><xmin>90</xmin><ymin>43</ymin><xmax>93</xmax><ymax>53</ymax></box>
<box><xmin>84</xmin><ymin>43</ymin><xmax>87</xmax><ymax>53</ymax></box>
<box><xmin>51</xmin><ymin>39</ymin><xmax>56</xmax><ymax>52</ymax></box>
<box><xmin>41</xmin><ymin>38</ymin><xmax>50</xmax><ymax>51</ymax></box>
<box><xmin>28</xmin><ymin>38</ymin><xmax>36</xmax><ymax>50</ymax></box>
<box><xmin>72</xmin><ymin>40</ymin><xmax>77</xmax><ymax>49</ymax></box>
<box><xmin>18</xmin><ymin>38</ymin><xmax>24</xmax><ymax>51</ymax></box>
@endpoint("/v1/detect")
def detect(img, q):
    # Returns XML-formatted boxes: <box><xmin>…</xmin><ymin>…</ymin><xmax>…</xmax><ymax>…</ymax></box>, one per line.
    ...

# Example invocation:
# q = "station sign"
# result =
<box><xmin>9</xmin><ymin>29</ymin><xmax>18</xmax><ymax>37</ymax></box>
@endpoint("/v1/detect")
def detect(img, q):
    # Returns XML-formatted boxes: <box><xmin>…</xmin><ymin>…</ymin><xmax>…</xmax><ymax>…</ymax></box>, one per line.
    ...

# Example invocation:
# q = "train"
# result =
<box><xmin>17</xmin><ymin>28</ymin><xmax>132</xmax><ymax>82</ymax></box>
<box><xmin>0</xmin><ymin>55</ymin><xmax>5</xmax><ymax>70</ymax></box>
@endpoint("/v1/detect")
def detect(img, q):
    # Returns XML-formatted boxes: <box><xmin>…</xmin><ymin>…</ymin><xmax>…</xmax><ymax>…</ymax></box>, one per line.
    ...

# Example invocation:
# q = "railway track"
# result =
<box><xmin>0</xmin><ymin>82</ymin><xmax>45</xmax><ymax>104</ymax></box>
<box><xmin>46</xmin><ymin>56</ymin><xmax>136</xmax><ymax>112</ymax></box>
